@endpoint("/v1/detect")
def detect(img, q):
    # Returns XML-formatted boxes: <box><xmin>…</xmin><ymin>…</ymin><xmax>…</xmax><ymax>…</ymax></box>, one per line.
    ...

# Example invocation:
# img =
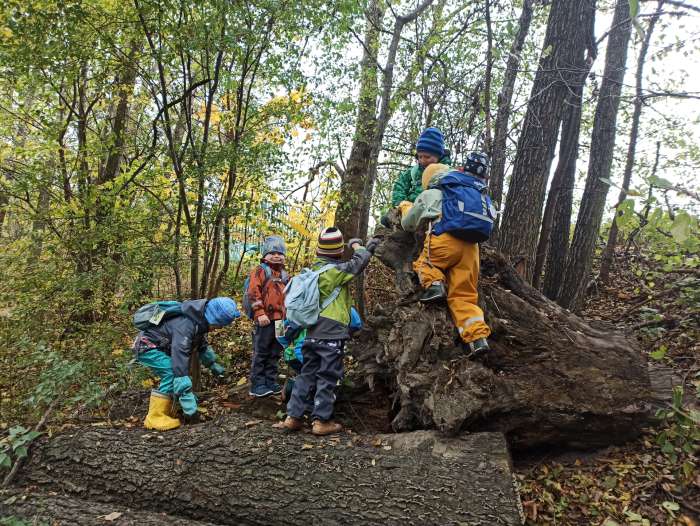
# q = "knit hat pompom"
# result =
<box><xmin>415</xmin><ymin>127</ymin><xmax>445</xmax><ymax>158</ymax></box>
<box><xmin>421</xmin><ymin>163</ymin><xmax>450</xmax><ymax>190</ymax></box>
<box><xmin>205</xmin><ymin>297</ymin><xmax>240</xmax><ymax>326</ymax></box>
<box><xmin>262</xmin><ymin>235</ymin><xmax>286</xmax><ymax>257</ymax></box>
<box><xmin>317</xmin><ymin>227</ymin><xmax>344</xmax><ymax>258</ymax></box>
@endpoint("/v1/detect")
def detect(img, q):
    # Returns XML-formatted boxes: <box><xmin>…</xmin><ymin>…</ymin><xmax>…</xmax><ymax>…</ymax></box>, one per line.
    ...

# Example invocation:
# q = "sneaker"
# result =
<box><xmin>282</xmin><ymin>416</ymin><xmax>303</xmax><ymax>432</ymax></box>
<box><xmin>311</xmin><ymin>420</ymin><xmax>343</xmax><ymax>436</ymax></box>
<box><xmin>419</xmin><ymin>281</ymin><xmax>447</xmax><ymax>303</ymax></box>
<box><xmin>466</xmin><ymin>338</ymin><xmax>490</xmax><ymax>360</ymax></box>
<box><xmin>249</xmin><ymin>384</ymin><xmax>274</xmax><ymax>398</ymax></box>
<box><xmin>268</xmin><ymin>382</ymin><xmax>283</xmax><ymax>395</ymax></box>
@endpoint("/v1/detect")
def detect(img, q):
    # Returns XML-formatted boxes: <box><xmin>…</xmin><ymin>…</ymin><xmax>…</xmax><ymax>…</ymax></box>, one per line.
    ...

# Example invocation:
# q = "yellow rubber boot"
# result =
<box><xmin>144</xmin><ymin>391</ymin><xmax>181</xmax><ymax>431</ymax></box>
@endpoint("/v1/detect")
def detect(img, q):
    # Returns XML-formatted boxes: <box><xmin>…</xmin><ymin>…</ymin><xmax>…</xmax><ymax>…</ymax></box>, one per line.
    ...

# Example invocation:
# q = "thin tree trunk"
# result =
<box><xmin>541</xmin><ymin>80</ymin><xmax>588</xmax><ymax>299</ymax></box>
<box><xmin>600</xmin><ymin>2</ymin><xmax>664</xmax><ymax>283</ymax></box>
<box><xmin>489</xmin><ymin>0</ymin><xmax>534</xmax><ymax>227</ymax></box>
<box><xmin>558</xmin><ymin>0</ymin><xmax>633</xmax><ymax>310</ymax></box>
<box><xmin>533</xmin><ymin>60</ymin><xmax>593</xmax><ymax>292</ymax></box>
<box><xmin>497</xmin><ymin>0</ymin><xmax>596</xmax><ymax>281</ymax></box>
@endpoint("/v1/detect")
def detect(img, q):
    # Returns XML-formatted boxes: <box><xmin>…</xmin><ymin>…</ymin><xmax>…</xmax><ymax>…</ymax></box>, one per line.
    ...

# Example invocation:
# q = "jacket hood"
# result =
<box><xmin>181</xmin><ymin>299</ymin><xmax>209</xmax><ymax>328</ymax></box>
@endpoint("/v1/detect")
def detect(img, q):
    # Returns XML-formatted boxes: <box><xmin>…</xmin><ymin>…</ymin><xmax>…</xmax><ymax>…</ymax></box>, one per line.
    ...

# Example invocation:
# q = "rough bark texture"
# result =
<box><xmin>12</xmin><ymin>414</ymin><xmax>523</xmax><ymax>526</ymax></box>
<box><xmin>558</xmin><ymin>0</ymin><xmax>632</xmax><ymax>310</ymax></box>
<box><xmin>497</xmin><ymin>0</ymin><xmax>595</xmax><ymax>280</ymax></box>
<box><xmin>489</xmin><ymin>0</ymin><xmax>534</xmax><ymax>244</ymax></box>
<box><xmin>0</xmin><ymin>490</ymin><xmax>217</xmax><ymax>526</ymax></box>
<box><xmin>541</xmin><ymin>74</ymin><xmax>589</xmax><ymax>300</ymax></box>
<box><xmin>352</xmin><ymin>215</ymin><xmax>651</xmax><ymax>449</ymax></box>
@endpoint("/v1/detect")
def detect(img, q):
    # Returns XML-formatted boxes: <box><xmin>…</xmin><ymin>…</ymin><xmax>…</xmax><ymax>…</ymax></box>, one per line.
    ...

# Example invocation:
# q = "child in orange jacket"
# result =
<box><xmin>247</xmin><ymin>235</ymin><xmax>289</xmax><ymax>397</ymax></box>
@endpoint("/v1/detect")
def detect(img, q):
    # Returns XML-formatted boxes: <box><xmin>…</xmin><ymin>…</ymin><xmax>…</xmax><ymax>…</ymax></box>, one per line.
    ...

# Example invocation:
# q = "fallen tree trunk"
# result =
<box><xmin>0</xmin><ymin>490</ymin><xmax>218</xmax><ymax>525</ymax></box>
<box><xmin>350</xmin><ymin>214</ymin><xmax>651</xmax><ymax>449</ymax></box>
<box><xmin>13</xmin><ymin>414</ymin><xmax>523</xmax><ymax>525</ymax></box>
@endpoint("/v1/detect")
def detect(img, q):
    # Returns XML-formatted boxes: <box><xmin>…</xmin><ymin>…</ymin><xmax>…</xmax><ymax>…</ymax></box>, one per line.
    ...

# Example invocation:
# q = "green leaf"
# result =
<box><xmin>649</xmin><ymin>345</ymin><xmax>667</xmax><ymax>360</ymax></box>
<box><xmin>648</xmin><ymin>174</ymin><xmax>674</xmax><ymax>189</ymax></box>
<box><xmin>0</xmin><ymin>452</ymin><xmax>11</xmax><ymax>469</ymax></box>
<box><xmin>14</xmin><ymin>446</ymin><xmax>27</xmax><ymax>458</ymax></box>
<box><xmin>662</xmin><ymin>501</ymin><xmax>679</xmax><ymax>514</ymax></box>
<box><xmin>670</xmin><ymin>211</ymin><xmax>692</xmax><ymax>243</ymax></box>
<box><xmin>542</xmin><ymin>44</ymin><xmax>553</xmax><ymax>58</ymax></box>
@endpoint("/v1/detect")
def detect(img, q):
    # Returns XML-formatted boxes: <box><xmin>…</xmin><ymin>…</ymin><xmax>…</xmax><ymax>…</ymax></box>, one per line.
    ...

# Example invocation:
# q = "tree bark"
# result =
<box><xmin>489</xmin><ymin>0</ymin><xmax>534</xmax><ymax>238</ymax></box>
<box><xmin>497</xmin><ymin>0</ymin><xmax>596</xmax><ymax>280</ymax></box>
<box><xmin>558</xmin><ymin>0</ymin><xmax>633</xmax><ymax>310</ymax></box>
<box><xmin>536</xmin><ymin>60</ymin><xmax>592</xmax><ymax>296</ymax></box>
<box><xmin>599</xmin><ymin>0</ymin><xmax>665</xmax><ymax>283</ymax></box>
<box><xmin>358</xmin><ymin>216</ymin><xmax>650</xmax><ymax>449</ymax></box>
<box><xmin>12</xmin><ymin>414</ymin><xmax>523</xmax><ymax>525</ymax></box>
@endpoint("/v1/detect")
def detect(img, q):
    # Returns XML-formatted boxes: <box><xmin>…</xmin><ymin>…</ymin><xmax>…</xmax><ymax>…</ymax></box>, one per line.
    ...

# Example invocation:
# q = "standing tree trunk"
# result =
<box><xmin>489</xmin><ymin>0</ymin><xmax>534</xmax><ymax>240</ymax></box>
<box><xmin>599</xmin><ymin>0</ymin><xmax>664</xmax><ymax>283</ymax></box>
<box><xmin>533</xmin><ymin>58</ymin><xmax>593</xmax><ymax>292</ymax></box>
<box><xmin>540</xmin><ymin>78</ymin><xmax>588</xmax><ymax>299</ymax></box>
<box><xmin>335</xmin><ymin>0</ymin><xmax>384</xmax><ymax>241</ymax></box>
<box><xmin>558</xmin><ymin>0</ymin><xmax>633</xmax><ymax>310</ymax></box>
<box><xmin>497</xmin><ymin>0</ymin><xmax>595</xmax><ymax>281</ymax></box>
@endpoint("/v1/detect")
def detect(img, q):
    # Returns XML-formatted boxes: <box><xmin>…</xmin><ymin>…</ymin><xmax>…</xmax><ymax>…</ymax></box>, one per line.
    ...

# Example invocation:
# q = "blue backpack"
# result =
<box><xmin>431</xmin><ymin>170</ymin><xmax>496</xmax><ymax>243</ymax></box>
<box><xmin>133</xmin><ymin>301</ymin><xmax>183</xmax><ymax>330</ymax></box>
<box><xmin>242</xmin><ymin>263</ymin><xmax>289</xmax><ymax>319</ymax></box>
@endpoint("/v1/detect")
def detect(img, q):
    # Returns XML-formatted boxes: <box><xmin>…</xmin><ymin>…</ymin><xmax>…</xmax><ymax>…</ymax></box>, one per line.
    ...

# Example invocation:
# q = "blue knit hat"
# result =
<box><xmin>261</xmin><ymin>235</ymin><xmax>286</xmax><ymax>257</ymax></box>
<box><xmin>205</xmin><ymin>297</ymin><xmax>240</xmax><ymax>326</ymax></box>
<box><xmin>415</xmin><ymin>127</ymin><xmax>445</xmax><ymax>158</ymax></box>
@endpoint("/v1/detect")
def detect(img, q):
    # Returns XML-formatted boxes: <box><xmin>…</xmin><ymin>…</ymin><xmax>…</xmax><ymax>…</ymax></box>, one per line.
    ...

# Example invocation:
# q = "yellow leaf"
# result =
<box><xmin>237</xmin><ymin>377</ymin><xmax>247</xmax><ymax>386</ymax></box>
<box><xmin>142</xmin><ymin>378</ymin><xmax>155</xmax><ymax>389</ymax></box>
<box><xmin>301</xmin><ymin>443</ymin><xmax>314</xmax><ymax>450</ymax></box>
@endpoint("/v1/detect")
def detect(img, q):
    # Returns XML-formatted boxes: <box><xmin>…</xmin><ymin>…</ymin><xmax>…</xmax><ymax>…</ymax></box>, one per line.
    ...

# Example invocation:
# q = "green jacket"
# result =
<box><xmin>390</xmin><ymin>153</ymin><xmax>452</xmax><ymax>206</ymax></box>
<box><xmin>400</xmin><ymin>189</ymin><xmax>443</xmax><ymax>232</ymax></box>
<box><xmin>308</xmin><ymin>247</ymin><xmax>372</xmax><ymax>340</ymax></box>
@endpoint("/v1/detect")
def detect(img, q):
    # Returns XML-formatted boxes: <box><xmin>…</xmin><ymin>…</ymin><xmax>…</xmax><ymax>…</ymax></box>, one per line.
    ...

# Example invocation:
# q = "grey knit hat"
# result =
<box><xmin>261</xmin><ymin>235</ymin><xmax>286</xmax><ymax>257</ymax></box>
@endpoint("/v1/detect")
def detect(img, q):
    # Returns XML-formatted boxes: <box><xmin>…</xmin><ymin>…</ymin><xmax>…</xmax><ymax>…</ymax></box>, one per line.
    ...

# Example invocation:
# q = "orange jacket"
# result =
<box><xmin>247</xmin><ymin>263</ymin><xmax>287</xmax><ymax>321</ymax></box>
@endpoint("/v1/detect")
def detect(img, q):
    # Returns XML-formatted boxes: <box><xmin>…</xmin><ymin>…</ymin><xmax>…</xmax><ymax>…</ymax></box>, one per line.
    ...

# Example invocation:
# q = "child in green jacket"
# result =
<box><xmin>391</xmin><ymin>127</ymin><xmax>451</xmax><ymax>216</ymax></box>
<box><xmin>282</xmin><ymin>227</ymin><xmax>377</xmax><ymax>436</ymax></box>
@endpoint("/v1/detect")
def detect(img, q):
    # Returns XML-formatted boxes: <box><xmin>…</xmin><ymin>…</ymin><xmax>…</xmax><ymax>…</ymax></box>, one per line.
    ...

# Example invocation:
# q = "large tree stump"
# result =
<box><xmin>349</xmin><ymin>216</ymin><xmax>651</xmax><ymax>449</ymax></box>
<box><xmin>12</xmin><ymin>413</ymin><xmax>523</xmax><ymax>525</ymax></box>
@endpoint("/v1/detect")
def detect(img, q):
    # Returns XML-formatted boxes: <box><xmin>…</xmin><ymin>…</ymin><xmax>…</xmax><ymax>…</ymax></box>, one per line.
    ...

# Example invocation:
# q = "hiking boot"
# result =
<box><xmin>466</xmin><ymin>338</ymin><xmax>490</xmax><ymax>360</ymax></box>
<box><xmin>249</xmin><ymin>384</ymin><xmax>274</xmax><ymax>398</ymax></box>
<box><xmin>282</xmin><ymin>416</ymin><xmax>303</xmax><ymax>432</ymax></box>
<box><xmin>312</xmin><ymin>420</ymin><xmax>343</xmax><ymax>436</ymax></box>
<box><xmin>419</xmin><ymin>281</ymin><xmax>447</xmax><ymax>303</ymax></box>
<box><xmin>268</xmin><ymin>382</ymin><xmax>283</xmax><ymax>395</ymax></box>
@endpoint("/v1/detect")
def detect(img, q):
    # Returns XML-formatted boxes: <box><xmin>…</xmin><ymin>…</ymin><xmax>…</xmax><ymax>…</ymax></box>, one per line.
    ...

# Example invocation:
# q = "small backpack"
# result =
<box><xmin>283</xmin><ymin>264</ymin><xmax>341</xmax><ymax>328</ymax></box>
<box><xmin>431</xmin><ymin>170</ymin><xmax>497</xmax><ymax>243</ymax></box>
<box><xmin>242</xmin><ymin>263</ymin><xmax>289</xmax><ymax>319</ymax></box>
<box><xmin>133</xmin><ymin>301</ymin><xmax>183</xmax><ymax>330</ymax></box>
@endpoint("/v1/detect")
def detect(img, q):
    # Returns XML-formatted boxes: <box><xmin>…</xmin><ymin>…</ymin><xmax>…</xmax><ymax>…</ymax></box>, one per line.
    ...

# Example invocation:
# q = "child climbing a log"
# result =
<box><xmin>401</xmin><ymin>153</ymin><xmax>496</xmax><ymax>358</ymax></box>
<box><xmin>243</xmin><ymin>235</ymin><xmax>290</xmax><ymax>398</ymax></box>
<box><xmin>132</xmin><ymin>297</ymin><xmax>240</xmax><ymax>430</ymax></box>
<box><xmin>389</xmin><ymin>127</ymin><xmax>452</xmax><ymax>220</ymax></box>
<box><xmin>282</xmin><ymin>227</ymin><xmax>378</xmax><ymax>435</ymax></box>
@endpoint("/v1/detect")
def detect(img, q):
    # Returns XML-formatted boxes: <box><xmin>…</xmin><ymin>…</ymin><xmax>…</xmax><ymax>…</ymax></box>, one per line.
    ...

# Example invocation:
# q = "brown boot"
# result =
<box><xmin>312</xmin><ymin>420</ymin><xmax>343</xmax><ymax>436</ymax></box>
<box><xmin>282</xmin><ymin>416</ymin><xmax>303</xmax><ymax>432</ymax></box>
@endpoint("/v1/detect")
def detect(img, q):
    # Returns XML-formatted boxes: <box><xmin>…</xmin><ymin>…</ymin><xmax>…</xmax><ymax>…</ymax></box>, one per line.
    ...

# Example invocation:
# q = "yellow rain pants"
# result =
<box><xmin>413</xmin><ymin>230</ymin><xmax>491</xmax><ymax>343</ymax></box>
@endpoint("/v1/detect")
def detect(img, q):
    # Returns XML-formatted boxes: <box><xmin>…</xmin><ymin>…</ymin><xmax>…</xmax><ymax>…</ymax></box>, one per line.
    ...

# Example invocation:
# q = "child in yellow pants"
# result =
<box><xmin>401</xmin><ymin>161</ymin><xmax>492</xmax><ymax>356</ymax></box>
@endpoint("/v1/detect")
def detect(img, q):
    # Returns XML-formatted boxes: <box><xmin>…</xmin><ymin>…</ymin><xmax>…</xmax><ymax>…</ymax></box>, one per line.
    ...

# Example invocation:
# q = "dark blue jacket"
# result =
<box><xmin>138</xmin><ymin>299</ymin><xmax>209</xmax><ymax>377</ymax></box>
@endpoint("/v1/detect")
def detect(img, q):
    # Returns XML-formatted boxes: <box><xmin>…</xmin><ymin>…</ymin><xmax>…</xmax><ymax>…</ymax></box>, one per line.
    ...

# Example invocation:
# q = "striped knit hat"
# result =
<box><xmin>317</xmin><ymin>227</ymin><xmax>344</xmax><ymax>258</ymax></box>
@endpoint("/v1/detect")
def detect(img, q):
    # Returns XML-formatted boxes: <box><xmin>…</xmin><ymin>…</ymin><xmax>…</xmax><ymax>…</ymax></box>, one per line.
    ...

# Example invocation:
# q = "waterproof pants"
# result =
<box><xmin>286</xmin><ymin>339</ymin><xmax>344</xmax><ymax>422</ymax></box>
<box><xmin>413</xmin><ymin>231</ymin><xmax>491</xmax><ymax>343</ymax></box>
<box><xmin>137</xmin><ymin>349</ymin><xmax>197</xmax><ymax>413</ymax></box>
<box><xmin>250</xmin><ymin>323</ymin><xmax>282</xmax><ymax>388</ymax></box>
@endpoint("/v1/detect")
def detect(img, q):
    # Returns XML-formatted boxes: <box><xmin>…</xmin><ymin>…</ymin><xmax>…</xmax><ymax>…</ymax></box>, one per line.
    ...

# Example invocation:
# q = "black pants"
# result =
<box><xmin>250</xmin><ymin>323</ymin><xmax>282</xmax><ymax>388</ymax></box>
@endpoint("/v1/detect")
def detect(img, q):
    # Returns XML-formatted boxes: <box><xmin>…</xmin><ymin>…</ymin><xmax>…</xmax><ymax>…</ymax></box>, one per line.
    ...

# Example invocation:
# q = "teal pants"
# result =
<box><xmin>138</xmin><ymin>349</ymin><xmax>196</xmax><ymax>412</ymax></box>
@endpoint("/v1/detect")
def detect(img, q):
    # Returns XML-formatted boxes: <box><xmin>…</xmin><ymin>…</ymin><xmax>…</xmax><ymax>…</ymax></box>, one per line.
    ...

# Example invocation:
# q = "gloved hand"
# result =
<box><xmin>199</xmin><ymin>346</ymin><xmax>217</xmax><ymax>368</ymax></box>
<box><xmin>365</xmin><ymin>237</ymin><xmax>381</xmax><ymax>254</ymax></box>
<box><xmin>257</xmin><ymin>314</ymin><xmax>271</xmax><ymax>327</ymax></box>
<box><xmin>347</xmin><ymin>238</ymin><xmax>363</xmax><ymax>250</ymax></box>
<box><xmin>173</xmin><ymin>376</ymin><xmax>198</xmax><ymax>416</ymax></box>
<box><xmin>210</xmin><ymin>362</ymin><xmax>225</xmax><ymax>377</ymax></box>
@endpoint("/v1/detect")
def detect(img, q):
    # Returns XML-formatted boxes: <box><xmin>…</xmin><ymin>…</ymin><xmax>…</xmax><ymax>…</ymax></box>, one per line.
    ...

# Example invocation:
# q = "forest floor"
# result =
<box><xmin>2</xmin><ymin>249</ymin><xmax>698</xmax><ymax>525</ymax></box>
